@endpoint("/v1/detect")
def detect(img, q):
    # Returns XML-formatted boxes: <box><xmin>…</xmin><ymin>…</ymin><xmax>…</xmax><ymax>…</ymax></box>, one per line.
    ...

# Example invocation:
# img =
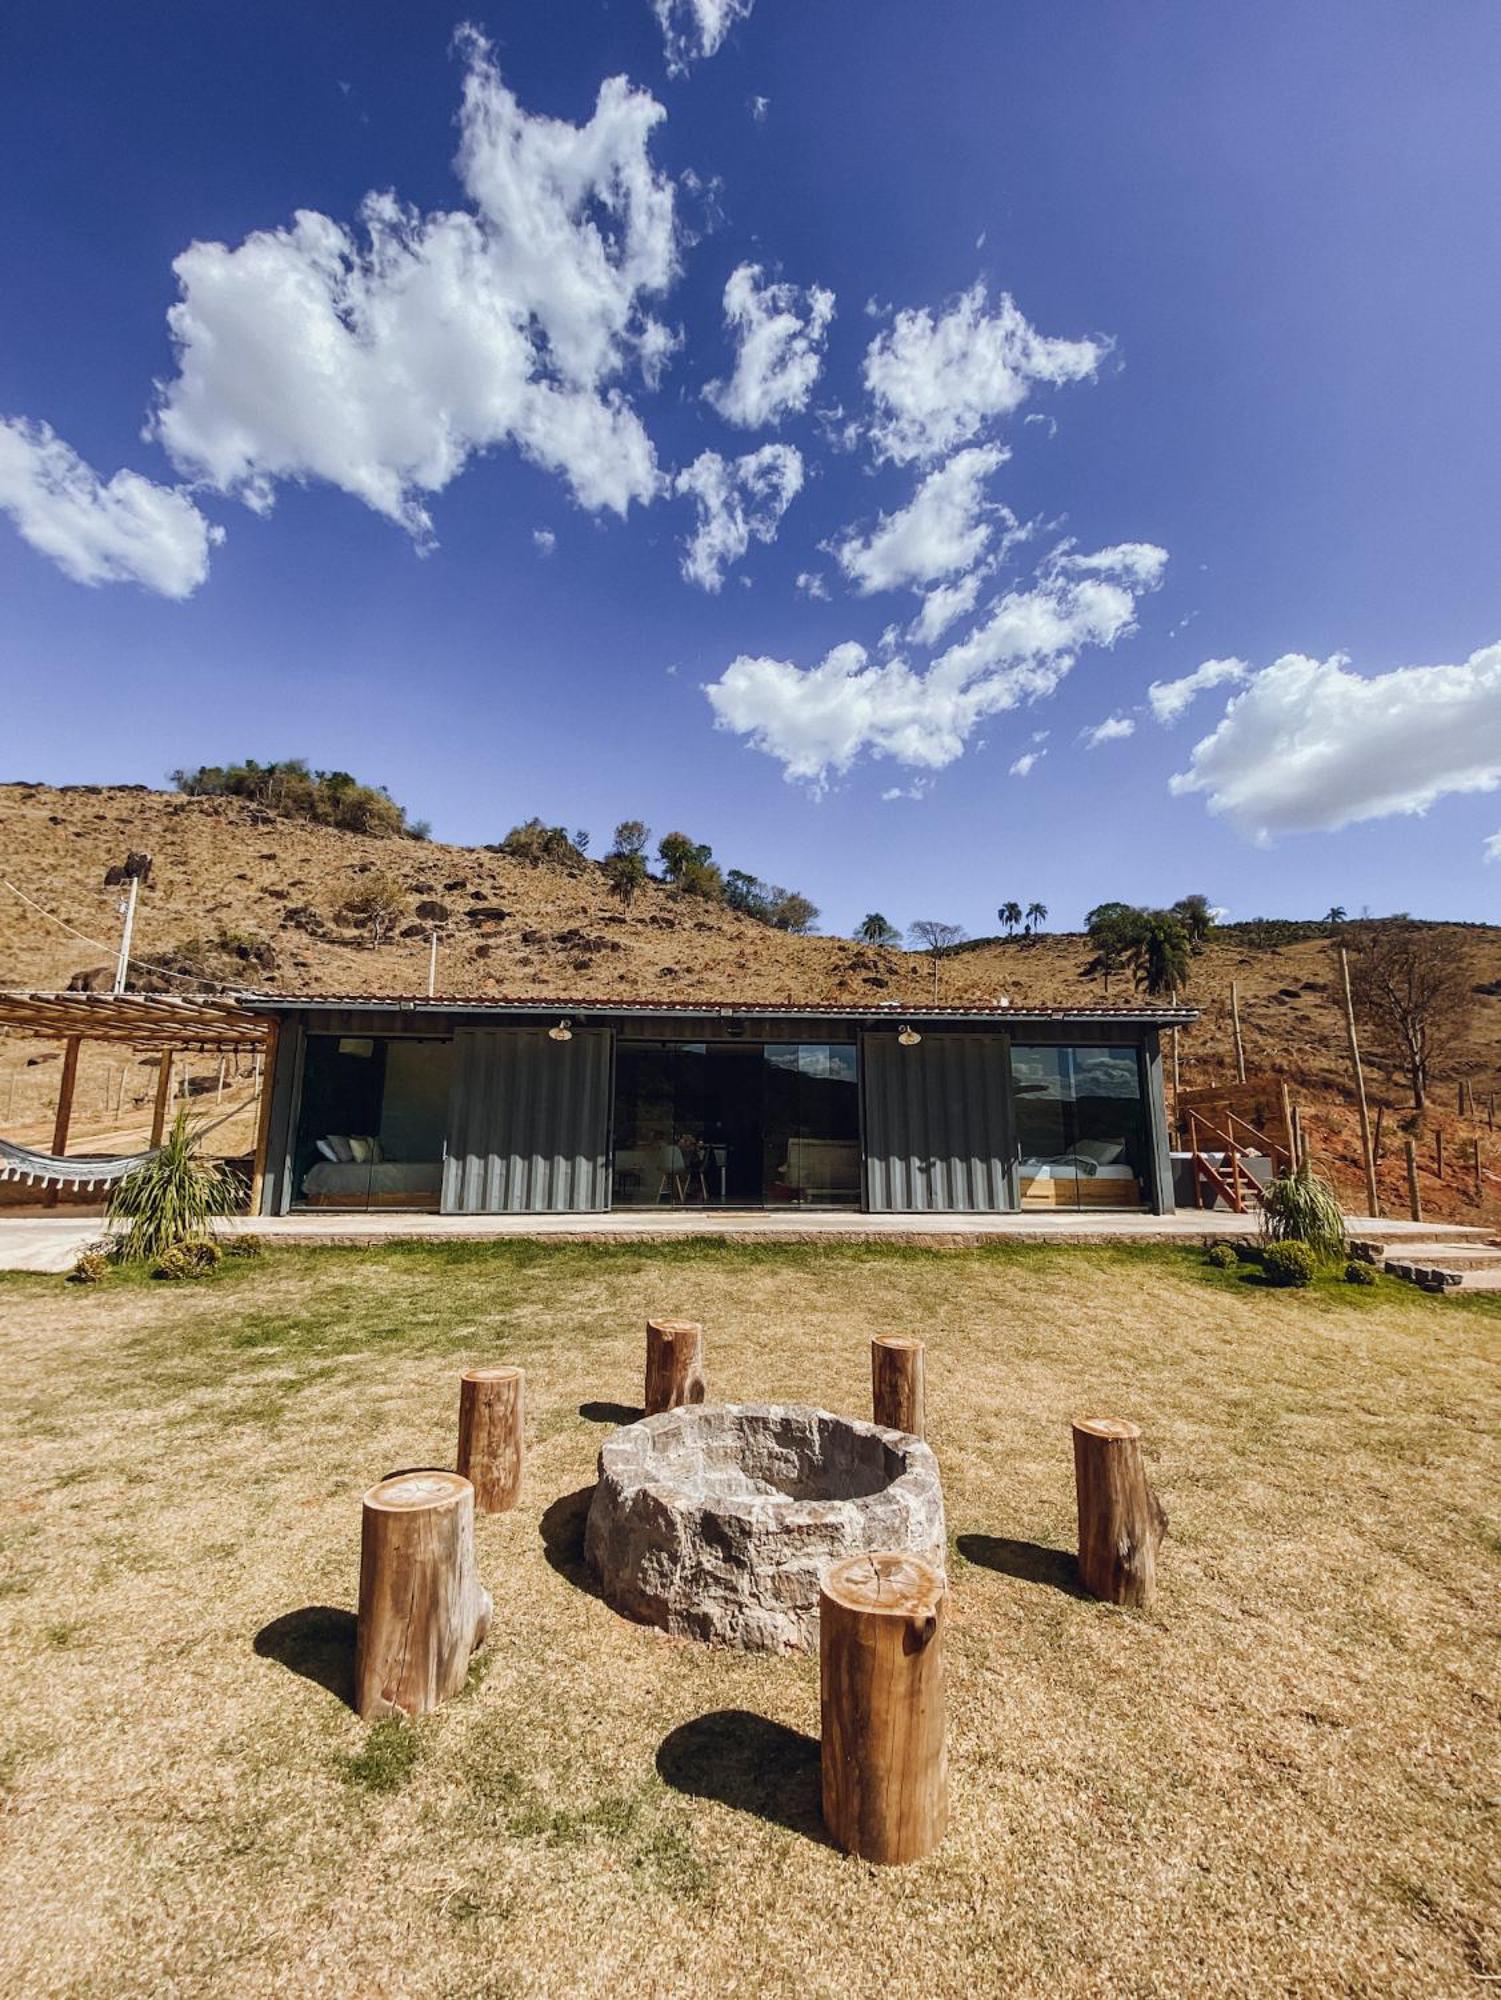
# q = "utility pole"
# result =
<box><xmin>428</xmin><ymin>930</ymin><xmax>439</xmax><ymax>998</ymax></box>
<box><xmin>1339</xmin><ymin>947</ymin><xmax>1380</xmax><ymax>1219</ymax></box>
<box><xmin>106</xmin><ymin>852</ymin><xmax>153</xmax><ymax>994</ymax></box>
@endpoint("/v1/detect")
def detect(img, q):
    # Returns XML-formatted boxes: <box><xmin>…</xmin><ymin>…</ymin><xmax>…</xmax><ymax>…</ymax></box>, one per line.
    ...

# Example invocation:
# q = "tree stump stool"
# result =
<box><xmin>457</xmin><ymin>1366</ymin><xmax>525</xmax><ymax>1513</ymax></box>
<box><xmin>871</xmin><ymin>1335</ymin><xmax>925</xmax><ymax>1436</ymax></box>
<box><xmin>819</xmin><ymin>1551</ymin><xmax>947</xmax><ymax>1864</ymax></box>
<box><xmin>354</xmin><ymin>1471</ymin><xmax>492</xmax><ymax>1720</ymax></box>
<box><xmin>1071</xmin><ymin>1417</ymin><xmax>1167</xmax><ymax>1608</ymax></box>
<box><xmin>644</xmin><ymin>1318</ymin><xmax>707</xmax><ymax>1416</ymax></box>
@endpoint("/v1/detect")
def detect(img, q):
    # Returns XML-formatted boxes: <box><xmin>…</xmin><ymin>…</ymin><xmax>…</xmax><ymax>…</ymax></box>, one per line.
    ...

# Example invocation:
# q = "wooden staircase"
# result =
<box><xmin>1184</xmin><ymin>1108</ymin><xmax>1290</xmax><ymax>1216</ymax></box>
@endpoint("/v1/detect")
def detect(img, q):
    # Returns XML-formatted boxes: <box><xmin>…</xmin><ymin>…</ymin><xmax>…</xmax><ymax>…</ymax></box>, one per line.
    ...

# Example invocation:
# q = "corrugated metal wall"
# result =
<box><xmin>862</xmin><ymin>1032</ymin><xmax>1013</xmax><ymax>1212</ymax></box>
<box><xmin>442</xmin><ymin>1029</ymin><xmax>612</xmax><ymax>1213</ymax></box>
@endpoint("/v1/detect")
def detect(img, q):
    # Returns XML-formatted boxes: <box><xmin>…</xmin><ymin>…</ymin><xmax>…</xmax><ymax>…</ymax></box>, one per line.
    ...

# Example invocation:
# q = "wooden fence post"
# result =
<box><xmin>50</xmin><ymin>1036</ymin><xmax>81</xmax><ymax>1157</ymax></box>
<box><xmin>1230</xmin><ymin>981</ymin><xmax>1246</xmax><ymax>1083</ymax></box>
<box><xmin>1435</xmin><ymin>1129</ymin><xmax>1445</xmax><ymax>1181</ymax></box>
<box><xmin>149</xmin><ymin>1052</ymin><xmax>173</xmax><ymax>1147</ymax></box>
<box><xmin>1405</xmin><ymin>1139</ymin><xmax>1421</xmax><ymax>1223</ymax></box>
<box><xmin>1473</xmin><ymin>1137</ymin><xmax>1483</xmax><ymax>1200</ymax></box>
<box><xmin>820</xmin><ymin>1552</ymin><xmax>947</xmax><ymax>1865</ymax></box>
<box><xmin>1339</xmin><ymin>948</ymin><xmax>1379</xmax><ymax>1218</ymax></box>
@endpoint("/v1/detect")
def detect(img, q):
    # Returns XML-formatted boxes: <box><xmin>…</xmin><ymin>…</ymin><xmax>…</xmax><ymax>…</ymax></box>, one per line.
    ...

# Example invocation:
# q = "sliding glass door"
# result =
<box><xmin>291</xmin><ymin>1035</ymin><xmax>453</xmax><ymax>1210</ymax></box>
<box><xmin>611</xmin><ymin>1041</ymin><xmax>860</xmax><ymax>1207</ymax></box>
<box><xmin>1011</xmin><ymin>1044</ymin><xmax>1148</xmax><ymax>1210</ymax></box>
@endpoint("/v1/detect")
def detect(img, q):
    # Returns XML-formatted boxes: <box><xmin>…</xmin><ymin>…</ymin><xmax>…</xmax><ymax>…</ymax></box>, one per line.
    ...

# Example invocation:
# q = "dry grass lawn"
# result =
<box><xmin>0</xmin><ymin>1242</ymin><xmax>1497</xmax><ymax>1998</ymax></box>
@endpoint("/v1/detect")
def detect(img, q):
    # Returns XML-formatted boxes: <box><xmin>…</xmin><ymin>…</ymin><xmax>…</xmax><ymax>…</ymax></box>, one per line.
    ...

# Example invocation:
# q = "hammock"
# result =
<box><xmin>0</xmin><ymin>1137</ymin><xmax>156</xmax><ymax>1191</ymax></box>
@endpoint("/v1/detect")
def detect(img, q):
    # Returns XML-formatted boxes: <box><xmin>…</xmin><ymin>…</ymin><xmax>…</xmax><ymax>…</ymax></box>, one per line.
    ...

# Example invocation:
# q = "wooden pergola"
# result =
<box><xmin>0</xmin><ymin>991</ymin><xmax>278</xmax><ymax>1205</ymax></box>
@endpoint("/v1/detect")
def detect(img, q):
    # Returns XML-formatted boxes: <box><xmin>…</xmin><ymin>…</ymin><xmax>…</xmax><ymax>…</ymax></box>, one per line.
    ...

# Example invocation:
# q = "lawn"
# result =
<box><xmin>0</xmin><ymin>1242</ymin><xmax>1497</xmax><ymax>1998</ymax></box>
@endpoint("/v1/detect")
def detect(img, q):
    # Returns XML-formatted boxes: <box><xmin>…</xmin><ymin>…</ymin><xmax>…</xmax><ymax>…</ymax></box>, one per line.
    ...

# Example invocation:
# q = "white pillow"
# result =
<box><xmin>327</xmin><ymin>1134</ymin><xmax>355</xmax><ymax>1164</ymax></box>
<box><xmin>315</xmin><ymin>1138</ymin><xmax>338</xmax><ymax>1164</ymax></box>
<box><xmin>348</xmin><ymin>1135</ymin><xmax>374</xmax><ymax>1164</ymax></box>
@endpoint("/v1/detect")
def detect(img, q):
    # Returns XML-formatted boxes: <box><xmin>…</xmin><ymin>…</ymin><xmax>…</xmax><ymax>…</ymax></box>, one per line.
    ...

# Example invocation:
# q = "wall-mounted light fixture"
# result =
<box><xmin>897</xmin><ymin>1024</ymin><xmax>922</xmax><ymax>1047</ymax></box>
<box><xmin>548</xmin><ymin>1017</ymin><xmax>574</xmax><ymax>1043</ymax></box>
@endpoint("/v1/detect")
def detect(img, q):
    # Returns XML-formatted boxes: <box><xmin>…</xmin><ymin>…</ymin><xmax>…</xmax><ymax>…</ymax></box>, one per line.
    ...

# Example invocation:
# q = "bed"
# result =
<box><xmin>299</xmin><ymin>1159</ymin><xmax>443</xmax><ymax>1209</ymax></box>
<box><xmin>1017</xmin><ymin>1142</ymin><xmax>1142</xmax><ymax>1209</ymax></box>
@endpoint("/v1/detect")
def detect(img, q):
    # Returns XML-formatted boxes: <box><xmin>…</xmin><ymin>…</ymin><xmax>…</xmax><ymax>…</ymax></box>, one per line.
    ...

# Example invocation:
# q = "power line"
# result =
<box><xmin>0</xmin><ymin>877</ymin><xmax>222</xmax><ymax>991</ymax></box>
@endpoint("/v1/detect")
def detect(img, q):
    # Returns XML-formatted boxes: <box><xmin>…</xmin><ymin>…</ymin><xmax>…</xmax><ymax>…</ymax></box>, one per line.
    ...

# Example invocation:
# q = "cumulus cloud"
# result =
<box><xmin>704</xmin><ymin>263</ymin><xmax>834</xmax><ymax>428</ymax></box>
<box><xmin>674</xmin><ymin>443</ymin><xmax>802</xmax><ymax>590</ymax></box>
<box><xmin>1147</xmin><ymin>655</ymin><xmax>1249</xmax><ymax>725</ymax></box>
<box><xmin>152</xmin><ymin>32</ymin><xmax>676</xmax><ymax>541</ymax></box>
<box><xmin>0</xmin><ymin>416</ymin><xmax>219</xmax><ymax>598</ymax></box>
<box><xmin>863</xmin><ymin>283</ymin><xmax>1104</xmax><ymax>464</ymax></box>
<box><xmin>654</xmin><ymin>0</ymin><xmax>754</xmax><ymax>73</ymax></box>
<box><xmin>795</xmin><ymin>570</ymin><xmax>829</xmax><ymax>600</ymax></box>
<box><xmin>1083</xmin><ymin>713</ymin><xmax>1135</xmax><ymax>747</ymax></box>
<box><xmin>532</xmin><ymin>527</ymin><xmax>556</xmax><ymax>555</ymax></box>
<box><xmin>1485</xmin><ymin>831</ymin><xmax>1501</xmax><ymax>862</ymax></box>
<box><xmin>908</xmin><ymin>570</ymin><xmax>987</xmax><ymax>648</ymax></box>
<box><xmin>1170</xmin><ymin>642</ymin><xmax>1501</xmax><ymax>839</ymax></box>
<box><xmin>1009</xmin><ymin>749</ymin><xmax>1045</xmax><ymax>777</ymax></box>
<box><xmin>704</xmin><ymin>541</ymin><xmax>1165</xmax><ymax>784</ymax></box>
<box><xmin>833</xmin><ymin>446</ymin><xmax>1006</xmax><ymax>596</ymax></box>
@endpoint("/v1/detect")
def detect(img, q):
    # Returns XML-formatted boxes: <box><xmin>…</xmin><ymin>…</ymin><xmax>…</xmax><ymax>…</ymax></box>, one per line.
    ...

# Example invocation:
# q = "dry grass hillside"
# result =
<box><xmin>2</xmin><ymin>782</ymin><xmax>1498</xmax><ymax>1221</ymax></box>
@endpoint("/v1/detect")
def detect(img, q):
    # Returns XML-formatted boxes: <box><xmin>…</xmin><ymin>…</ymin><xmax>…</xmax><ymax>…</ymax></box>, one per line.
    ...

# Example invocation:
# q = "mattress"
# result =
<box><xmin>1017</xmin><ymin>1160</ymin><xmax>1139</xmax><ymax>1182</ymax></box>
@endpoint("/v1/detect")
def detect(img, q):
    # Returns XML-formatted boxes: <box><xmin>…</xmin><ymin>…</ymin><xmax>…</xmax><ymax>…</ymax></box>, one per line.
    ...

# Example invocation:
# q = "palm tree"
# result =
<box><xmin>857</xmin><ymin>912</ymin><xmax>901</xmax><ymax>949</ymax></box>
<box><xmin>998</xmin><ymin>900</ymin><xmax>1023</xmax><ymax>938</ymax></box>
<box><xmin>1128</xmin><ymin>910</ymin><xmax>1192</xmax><ymax>999</ymax></box>
<box><xmin>1024</xmin><ymin>900</ymin><xmax>1048</xmax><ymax>937</ymax></box>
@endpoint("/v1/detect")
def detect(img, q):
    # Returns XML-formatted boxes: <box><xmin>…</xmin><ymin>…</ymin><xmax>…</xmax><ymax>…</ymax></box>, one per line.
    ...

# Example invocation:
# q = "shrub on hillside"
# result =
<box><xmin>1204</xmin><ymin>1242</ymin><xmax>1239</xmax><ymax>1270</ymax></box>
<box><xmin>170</xmin><ymin>759</ymin><xmax>419</xmax><ymax>839</ymax></box>
<box><xmin>340</xmin><ymin>871</ymin><xmax>407</xmax><ymax>947</ymax></box>
<box><xmin>496</xmin><ymin>819</ymin><xmax>587</xmax><ymax>868</ymax></box>
<box><xmin>1261</xmin><ymin>1240</ymin><xmax>1317</xmax><ymax>1288</ymax></box>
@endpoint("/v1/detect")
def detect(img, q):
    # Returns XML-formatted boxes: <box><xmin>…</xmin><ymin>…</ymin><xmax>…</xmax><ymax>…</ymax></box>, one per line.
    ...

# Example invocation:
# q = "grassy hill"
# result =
<box><xmin>2</xmin><ymin>781</ymin><xmax>1498</xmax><ymax>1222</ymax></box>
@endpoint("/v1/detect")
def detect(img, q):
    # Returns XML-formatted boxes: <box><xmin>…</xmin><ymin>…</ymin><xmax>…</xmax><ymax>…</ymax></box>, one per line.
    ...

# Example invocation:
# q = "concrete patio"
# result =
<box><xmin>1</xmin><ymin>1207</ymin><xmax>1491</xmax><ymax>1273</ymax></box>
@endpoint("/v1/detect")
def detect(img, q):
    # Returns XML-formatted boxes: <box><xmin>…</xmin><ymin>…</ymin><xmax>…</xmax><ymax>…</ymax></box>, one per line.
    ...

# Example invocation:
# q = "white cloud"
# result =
<box><xmin>0</xmin><ymin>416</ymin><xmax>219</xmax><ymax>598</ymax></box>
<box><xmin>863</xmin><ymin>283</ymin><xmax>1105</xmax><ymax>464</ymax></box>
<box><xmin>532</xmin><ymin>527</ymin><xmax>556</xmax><ymax>555</ymax></box>
<box><xmin>704</xmin><ymin>541</ymin><xmax>1165</xmax><ymax>784</ymax></box>
<box><xmin>704</xmin><ymin>263</ymin><xmax>834</xmax><ymax>429</ymax></box>
<box><xmin>1083</xmin><ymin>713</ymin><xmax>1135</xmax><ymax>747</ymax></box>
<box><xmin>1009</xmin><ymin>749</ymin><xmax>1045</xmax><ymax>777</ymax></box>
<box><xmin>795</xmin><ymin>569</ymin><xmax>829</xmax><ymax>600</ymax></box>
<box><xmin>152</xmin><ymin>33</ymin><xmax>676</xmax><ymax>541</ymax></box>
<box><xmin>674</xmin><ymin>442</ymin><xmax>802</xmax><ymax>591</ymax></box>
<box><xmin>1485</xmin><ymin>831</ymin><xmax>1501</xmax><ymax>862</ymax></box>
<box><xmin>1171</xmin><ymin>642</ymin><xmax>1501</xmax><ymax>839</ymax></box>
<box><xmin>654</xmin><ymin>0</ymin><xmax>754</xmax><ymax>73</ymax></box>
<box><xmin>1147</xmin><ymin>655</ymin><xmax>1248</xmax><ymax>725</ymax></box>
<box><xmin>908</xmin><ymin>570</ymin><xmax>986</xmax><ymax>648</ymax></box>
<box><xmin>833</xmin><ymin>446</ymin><xmax>1006</xmax><ymax>596</ymax></box>
<box><xmin>749</xmin><ymin>94</ymin><xmax>770</xmax><ymax>122</ymax></box>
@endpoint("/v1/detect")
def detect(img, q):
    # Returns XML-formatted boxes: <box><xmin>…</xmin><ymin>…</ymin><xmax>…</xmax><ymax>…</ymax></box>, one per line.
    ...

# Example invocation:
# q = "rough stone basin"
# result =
<box><xmin>584</xmin><ymin>1402</ymin><xmax>946</xmax><ymax>1653</ymax></box>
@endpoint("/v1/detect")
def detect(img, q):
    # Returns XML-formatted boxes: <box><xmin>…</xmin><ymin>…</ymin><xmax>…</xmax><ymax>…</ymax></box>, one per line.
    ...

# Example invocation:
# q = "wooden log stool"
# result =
<box><xmin>354</xmin><ymin>1470</ymin><xmax>492</xmax><ymax>1720</ymax></box>
<box><xmin>644</xmin><ymin>1318</ymin><xmax>707</xmax><ymax>1416</ymax></box>
<box><xmin>457</xmin><ymin>1365</ymin><xmax>525</xmax><ymax>1513</ymax></box>
<box><xmin>870</xmin><ymin>1335</ymin><xmax>925</xmax><ymax>1436</ymax></box>
<box><xmin>1071</xmin><ymin>1416</ymin><xmax>1168</xmax><ymax>1609</ymax></box>
<box><xmin>819</xmin><ymin>1551</ymin><xmax>948</xmax><ymax>1865</ymax></box>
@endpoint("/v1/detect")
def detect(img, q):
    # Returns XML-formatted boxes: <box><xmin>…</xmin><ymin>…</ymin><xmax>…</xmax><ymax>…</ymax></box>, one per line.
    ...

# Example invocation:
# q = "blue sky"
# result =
<box><xmin>3</xmin><ymin>0</ymin><xmax>1500</xmax><ymax>937</ymax></box>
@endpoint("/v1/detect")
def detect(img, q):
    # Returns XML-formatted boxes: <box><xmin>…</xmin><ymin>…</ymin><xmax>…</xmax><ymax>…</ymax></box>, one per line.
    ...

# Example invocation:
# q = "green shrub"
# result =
<box><xmin>1344</xmin><ymin>1260</ymin><xmax>1378</xmax><ymax>1286</ymax></box>
<box><xmin>151</xmin><ymin>1238</ymin><xmax>221</xmax><ymax>1282</ymax></box>
<box><xmin>1257</xmin><ymin>1163</ymin><xmax>1347</xmax><ymax>1262</ymax></box>
<box><xmin>108</xmin><ymin>1111</ymin><xmax>241</xmax><ymax>1266</ymax></box>
<box><xmin>67</xmin><ymin>1250</ymin><xmax>110</xmax><ymax>1285</ymax></box>
<box><xmin>1262</xmin><ymin>1240</ymin><xmax>1317</xmax><ymax>1288</ymax></box>
<box><xmin>223</xmin><ymin>1234</ymin><xmax>263</xmax><ymax>1259</ymax></box>
<box><xmin>1204</xmin><ymin>1242</ymin><xmax>1239</xmax><ymax>1270</ymax></box>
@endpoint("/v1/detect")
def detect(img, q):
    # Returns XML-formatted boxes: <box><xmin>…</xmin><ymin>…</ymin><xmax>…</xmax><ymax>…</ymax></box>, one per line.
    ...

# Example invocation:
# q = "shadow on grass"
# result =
<box><xmin>656</xmin><ymin>1709</ymin><xmax>830</xmax><ymax>1845</ymax></box>
<box><xmin>956</xmin><ymin>1533</ymin><xmax>1086</xmax><ymax>1597</ymax></box>
<box><xmin>539</xmin><ymin>1484</ymin><xmax>607</xmax><ymax>1603</ymax></box>
<box><xmin>253</xmin><ymin>1605</ymin><xmax>356</xmax><ymax>1707</ymax></box>
<box><xmin>579</xmin><ymin>1401</ymin><xmax>643</xmax><ymax>1426</ymax></box>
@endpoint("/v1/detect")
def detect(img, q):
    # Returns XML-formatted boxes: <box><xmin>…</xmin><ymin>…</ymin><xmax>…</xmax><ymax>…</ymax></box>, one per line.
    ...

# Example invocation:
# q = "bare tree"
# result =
<box><xmin>909</xmin><ymin>920</ymin><xmax>967</xmax><ymax>1000</ymax></box>
<box><xmin>1344</xmin><ymin>921</ymin><xmax>1473</xmax><ymax>1109</ymax></box>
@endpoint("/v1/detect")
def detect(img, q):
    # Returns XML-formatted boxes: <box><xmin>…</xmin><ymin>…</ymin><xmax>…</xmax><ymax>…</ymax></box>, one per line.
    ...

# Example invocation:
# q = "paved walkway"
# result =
<box><xmin>0</xmin><ymin>1208</ymin><xmax>1490</xmax><ymax>1272</ymax></box>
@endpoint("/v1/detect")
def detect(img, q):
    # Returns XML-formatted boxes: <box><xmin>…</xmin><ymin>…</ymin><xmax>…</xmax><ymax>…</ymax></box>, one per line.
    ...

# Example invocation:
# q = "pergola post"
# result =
<box><xmin>149</xmin><ymin>1053</ymin><xmax>174</xmax><ymax>1147</ymax></box>
<box><xmin>248</xmin><ymin>1020</ymin><xmax>280</xmax><ymax>1215</ymax></box>
<box><xmin>51</xmin><ymin>1037</ymin><xmax>82</xmax><ymax>1156</ymax></box>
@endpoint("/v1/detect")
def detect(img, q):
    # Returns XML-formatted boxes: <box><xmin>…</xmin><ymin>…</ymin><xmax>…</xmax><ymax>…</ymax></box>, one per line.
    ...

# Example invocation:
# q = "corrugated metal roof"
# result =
<box><xmin>236</xmin><ymin>990</ymin><xmax>1198</xmax><ymax>1025</ymax></box>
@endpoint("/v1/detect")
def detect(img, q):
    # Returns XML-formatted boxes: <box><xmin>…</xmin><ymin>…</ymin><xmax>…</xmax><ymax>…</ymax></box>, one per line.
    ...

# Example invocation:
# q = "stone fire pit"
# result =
<box><xmin>584</xmin><ymin>1402</ymin><xmax>946</xmax><ymax>1653</ymax></box>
